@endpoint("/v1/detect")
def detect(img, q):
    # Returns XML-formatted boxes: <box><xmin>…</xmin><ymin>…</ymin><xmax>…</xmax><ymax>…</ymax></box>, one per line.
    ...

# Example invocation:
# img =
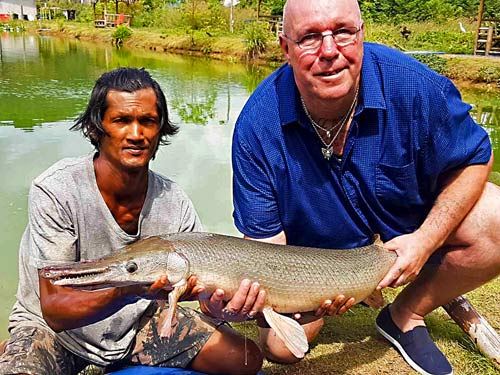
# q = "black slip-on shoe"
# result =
<box><xmin>376</xmin><ymin>304</ymin><xmax>453</xmax><ymax>375</ymax></box>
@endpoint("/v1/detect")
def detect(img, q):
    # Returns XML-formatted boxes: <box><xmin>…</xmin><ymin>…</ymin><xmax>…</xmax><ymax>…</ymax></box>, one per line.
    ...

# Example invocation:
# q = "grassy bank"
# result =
<box><xmin>16</xmin><ymin>19</ymin><xmax>500</xmax><ymax>88</ymax></box>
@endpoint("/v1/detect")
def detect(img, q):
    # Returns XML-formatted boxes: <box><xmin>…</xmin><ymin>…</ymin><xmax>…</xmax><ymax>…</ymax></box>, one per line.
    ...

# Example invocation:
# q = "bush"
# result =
<box><xmin>75</xmin><ymin>4</ymin><xmax>94</xmax><ymax>23</ymax></box>
<box><xmin>244</xmin><ymin>21</ymin><xmax>271</xmax><ymax>59</ymax></box>
<box><xmin>477</xmin><ymin>66</ymin><xmax>500</xmax><ymax>84</ymax></box>
<box><xmin>411</xmin><ymin>54</ymin><xmax>448</xmax><ymax>75</ymax></box>
<box><xmin>413</xmin><ymin>30</ymin><xmax>473</xmax><ymax>54</ymax></box>
<box><xmin>112</xmin><ymin>25</ymin><xmax>133</xmax><ymax>46</ymax></box>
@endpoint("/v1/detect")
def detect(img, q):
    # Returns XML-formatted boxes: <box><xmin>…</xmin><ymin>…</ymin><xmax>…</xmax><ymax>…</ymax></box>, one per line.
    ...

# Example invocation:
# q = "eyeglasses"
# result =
<box><xmin>283</xmin><ymin>25</ymin><xmax>362</xmax><ymax>51</ymax></box>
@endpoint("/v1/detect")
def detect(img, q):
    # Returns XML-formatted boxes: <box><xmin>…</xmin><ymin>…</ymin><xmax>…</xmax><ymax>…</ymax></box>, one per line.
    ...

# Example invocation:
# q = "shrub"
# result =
<box><xmin>411</xmin><ymin>54</ymin><xmax>449</xmax><ymax>75</ymax></box>
<box><xmin>75</xmin><ymin>4</ymin><xmax>94</xmax><ymax>23</ymax></box>
<box><xmin>477</xmin><ymin>66</ymin><xmax>500</xmax><ymax>84</ymax></box>
<box><xmin>244</xmin><ymin>21</ymin><xmax>271</xmax><ymax>59</ymax></box>
<box><xmin>413</xmin><ymin>31</ymin><xmax>473</xmax><ymax>54</ymax></box>
<box><xmin>112</xmin><ymin>25</ymin><xmax>133</xmax><ymax>46</ymax></box>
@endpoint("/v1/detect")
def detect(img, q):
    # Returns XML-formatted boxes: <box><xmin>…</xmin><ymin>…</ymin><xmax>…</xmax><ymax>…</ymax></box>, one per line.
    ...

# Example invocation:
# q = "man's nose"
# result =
<box><xmin>320</xmin><ymin>34</ymin><xmax>340</xmax><ymax>57</ymax></box>
<box><xmin>127</xmin><ymin>121</ymin><xmax>144</xmax><ymax>140</ymax></box>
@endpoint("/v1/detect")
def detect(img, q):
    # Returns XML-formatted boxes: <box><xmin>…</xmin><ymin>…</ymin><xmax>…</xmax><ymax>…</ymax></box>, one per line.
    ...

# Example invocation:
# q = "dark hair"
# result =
<box><xmin>71</xmin><ymin>67</ymin><xmax>178</xmax><ymax>150</ymax></box>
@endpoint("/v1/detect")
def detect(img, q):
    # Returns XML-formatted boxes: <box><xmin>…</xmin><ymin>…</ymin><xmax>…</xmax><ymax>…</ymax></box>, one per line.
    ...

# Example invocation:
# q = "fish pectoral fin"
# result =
<box><xmin>262</xmin><ymin>306</ymin><xmax>308</xmax><ymax>358</ymax></box>
<box><xmin>362</xmin><ymin>289</ymin><xmax>385</xmax><ymax>309</ymax></box>
<box><xmin>160</xmin><ymin>283</ymin><xmax>187</xmax><ymax>337</ymax></box>
<box><xmin>373</xmin><ymin>233</ymin><xmax>384</xmax><ymax>246</ymax></box>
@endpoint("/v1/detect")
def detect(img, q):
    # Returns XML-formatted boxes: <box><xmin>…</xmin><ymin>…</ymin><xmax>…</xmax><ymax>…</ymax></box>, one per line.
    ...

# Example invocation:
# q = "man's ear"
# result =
<box><xmin>279</xmin><ymin>35</ymin><xmax>290</xmax><ymax>63</ymax></box>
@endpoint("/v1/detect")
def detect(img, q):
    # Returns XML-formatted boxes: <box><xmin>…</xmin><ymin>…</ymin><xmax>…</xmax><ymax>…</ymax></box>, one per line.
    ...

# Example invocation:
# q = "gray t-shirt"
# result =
<box><xmin>9</xmin><ymin>154</ymin><xmax>202</xmax><ymax>366</ymax></box>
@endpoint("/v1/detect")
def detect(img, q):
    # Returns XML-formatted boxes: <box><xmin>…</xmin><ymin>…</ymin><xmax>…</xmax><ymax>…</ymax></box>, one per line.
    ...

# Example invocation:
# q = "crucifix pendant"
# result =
<box><xmin>322</xmin><ymin>147</ymin><xmax>333</xmax><ymax>160</ymax></box>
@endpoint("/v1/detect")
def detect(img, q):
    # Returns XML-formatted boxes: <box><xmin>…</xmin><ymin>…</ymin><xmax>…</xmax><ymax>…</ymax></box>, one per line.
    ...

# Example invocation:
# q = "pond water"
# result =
<box><xmin>1</xmin><ymin>33</ymin><xmax>499</xmax><ymax>339</ymax></box>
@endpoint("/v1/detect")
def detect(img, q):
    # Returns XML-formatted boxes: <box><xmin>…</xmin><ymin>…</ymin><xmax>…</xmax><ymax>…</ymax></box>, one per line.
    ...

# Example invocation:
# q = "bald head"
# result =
<box><xmin>282</xmin><ymin>0</ymin><xmax>362</xmax><ymax>36</ymax></box>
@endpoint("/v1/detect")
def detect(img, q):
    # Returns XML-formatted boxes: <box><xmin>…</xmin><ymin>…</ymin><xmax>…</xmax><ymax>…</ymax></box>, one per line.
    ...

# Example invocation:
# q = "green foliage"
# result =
<box><xmin>360</xmin><ymin>0</ymin><xmax>486</xmax><ymax>23</ymax></box>
<box><xmin>265</xmin><ymin>0</ymin><xmax>285</xmax><ymax>16</ymax></box>
<box><xmin>489</xmin><ymin>171</ymin><xmax>500</xmax><ymax>186</ymax></box>
<box><xmin>365</xmin><ymin>20</ymin><xmax>475</xmax><ymax>55</ymax></box>
<box><xmin>56</xmin><ymin>18</ymin><xmax>65</xmax><ymax>31</ymax></box>
<box><xmin>483</xmin><ymin>0</ymin><xmax>500</xmax><ymax>18</ymax></box>
<box><xmin>176</xmin><ymin>100</ymin><xmax>215</xmax><ymax>125</ymax></box>
<box><xmin>244</xmin><ymin>21</ymin><xmax>271</xmax><ymax>59</ymax></box>
<box><xmin>411</xmin><ymin>54</ymin><xmax>449</xmax><ymax>75</ymax></box>
<box><xmin>129</xmin><ymin>0</ymin><xmax>178</xmax><ymax>28</ymax></box>
<box><xmin>75</xmin><ymin>4</ymin><xmax>94</xmax><ymax>23</ymax></box>
<box><xmin>412</xmin><ymin>30</ymin><xmax>473</xmax><ymax>54</ymax></box>
<box><xmin>181</xmin><ymin>0</ymin><xmax>212</xmax><ymax>31</ymax></box>
<box><xmin>112</xmin><ymin>25</ymin><xmax>133</xmax><ymax>46</ymax></box>
<box><xmin>477</xmin><ymin>66</ymin><xmax>500</xmax><ymax>84</ymax></box>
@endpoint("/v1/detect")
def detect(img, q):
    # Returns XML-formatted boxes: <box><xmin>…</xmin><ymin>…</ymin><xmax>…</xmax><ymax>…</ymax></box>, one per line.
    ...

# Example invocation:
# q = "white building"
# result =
<box><xmin>0</xmin><ymin>0</ymin><xmax>37</xmax><ymax>21</ymax></box>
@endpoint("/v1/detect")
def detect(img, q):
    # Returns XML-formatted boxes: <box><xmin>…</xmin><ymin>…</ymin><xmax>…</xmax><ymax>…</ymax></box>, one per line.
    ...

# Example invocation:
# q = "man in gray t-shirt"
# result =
<box><xmin>0</xmin><ymin>68</ymin><xmax>264</xmax><ymax>375</ymax></box>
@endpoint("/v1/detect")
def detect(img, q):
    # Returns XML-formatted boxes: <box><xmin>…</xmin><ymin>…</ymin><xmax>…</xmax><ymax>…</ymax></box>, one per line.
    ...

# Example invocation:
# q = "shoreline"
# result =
<box><xmin>29</xmin><ymin>22</ymin><xmax>500</xmax><ymax>89</ymax></box>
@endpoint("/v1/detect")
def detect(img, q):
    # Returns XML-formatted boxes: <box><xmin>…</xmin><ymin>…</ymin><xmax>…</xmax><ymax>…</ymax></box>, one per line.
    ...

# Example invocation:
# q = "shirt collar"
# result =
<box><xmin>359</xmin><ymin>43</ymin><xmax>386</xmax><ymax>111</ymax></box>
<box><xmin>276</xmin><ymin>64</ymin><xmax>301</xmax><ymax>127</ymax></box>
<box><xmin>276</xmin><ymin>43</ymin><xmax>387</xmax><ymax>128</ymax></box>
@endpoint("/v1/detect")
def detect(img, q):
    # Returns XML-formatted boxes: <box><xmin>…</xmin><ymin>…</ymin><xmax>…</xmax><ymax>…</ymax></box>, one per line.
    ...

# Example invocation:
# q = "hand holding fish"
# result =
<box><xmin>288</xmin><ymin>294</ymin><xmax>355</xmax><ymax>323</ymax></box>
<box><xmin>377</xmin><ymin>231</ymin><xmax>434</xmax><ymax>289</ymax></box>
<box><xmin>127</xmin><ymin>275</ymin><xmax>203</xmax><ymax>301</ymax></box>
<box><xmin>119</xmin><ymin>274</ymin><xmax>173</xmax><ymax>301</ymax></box>
<box><xmin>316</xmin><ymin>294</ymin><xmax>356</xmax><ymax>316</ymax></box>
<box><xmin>199</xmin><ymin>278</ymin><xmax>267</xmax><ymax>322</ymax></box>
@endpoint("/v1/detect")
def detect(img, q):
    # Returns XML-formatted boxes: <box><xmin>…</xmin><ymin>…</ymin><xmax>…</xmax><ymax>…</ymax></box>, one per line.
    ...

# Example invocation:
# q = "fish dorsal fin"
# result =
<box><xmin>362</xmin><ymin>289</ymin><xmax>385</xmax><ymax>309</ymax></box>
<box><xmin>160</xmin><ymin>280</ymin><xmax>187</xmax><ymax>337</ymax></box>
<box><xmin>262</xmin><ymin>306</ymin><xmax>308</xmax><ymax>358</ymax></box>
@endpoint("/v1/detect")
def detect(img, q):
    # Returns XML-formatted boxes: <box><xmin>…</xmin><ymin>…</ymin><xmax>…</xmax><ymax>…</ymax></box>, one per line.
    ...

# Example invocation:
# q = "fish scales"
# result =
<box><xmin>162</xmin><ymin>232</ymin><xmax>396</xmax><ymax>313</ymax></box>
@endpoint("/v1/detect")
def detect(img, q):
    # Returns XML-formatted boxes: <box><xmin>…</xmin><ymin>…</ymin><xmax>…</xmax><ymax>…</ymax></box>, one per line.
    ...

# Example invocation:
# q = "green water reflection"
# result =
<box><xmin>0</xmin><ymin>33</ymin><xmax>499</xmax><ymax>339</ymax></box>
<box><xmin>463</xmin><ymin>89</ymin><xmax>500</xmax><ymax>171</ymax></box>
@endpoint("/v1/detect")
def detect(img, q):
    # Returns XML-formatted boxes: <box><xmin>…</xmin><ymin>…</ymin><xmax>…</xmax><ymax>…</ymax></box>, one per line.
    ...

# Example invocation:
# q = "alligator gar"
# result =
<box><xmin>41</xmin><ymin>232</ymin><xmax>397</xmax><ymax>358</ymax></box>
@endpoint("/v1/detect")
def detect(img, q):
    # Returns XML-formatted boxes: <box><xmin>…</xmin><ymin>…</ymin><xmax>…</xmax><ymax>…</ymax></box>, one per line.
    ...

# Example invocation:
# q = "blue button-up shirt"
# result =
<box><xmin>232</xmin><ymin>43</ymin><xmax>491</xmax><ymax>249</ymax></box>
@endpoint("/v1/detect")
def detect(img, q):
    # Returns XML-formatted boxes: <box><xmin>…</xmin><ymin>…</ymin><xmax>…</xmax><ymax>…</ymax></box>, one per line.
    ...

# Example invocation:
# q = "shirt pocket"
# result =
<box><xmin>375</xmin><ymin>162</ymin><xmax>422</xmax><ymax>208</ymax></box>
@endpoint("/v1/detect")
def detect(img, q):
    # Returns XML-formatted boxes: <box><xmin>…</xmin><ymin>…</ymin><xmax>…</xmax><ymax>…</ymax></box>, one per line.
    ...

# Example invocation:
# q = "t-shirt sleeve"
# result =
<box><xmin>179</xmin><ymin>196</ymin><xmax>203</xmax><ymax>233</ymax></box>
<box><xmin>27</xmin><ymin>183</ymin><xmax>78</xmax><ymax>269</ymax></box>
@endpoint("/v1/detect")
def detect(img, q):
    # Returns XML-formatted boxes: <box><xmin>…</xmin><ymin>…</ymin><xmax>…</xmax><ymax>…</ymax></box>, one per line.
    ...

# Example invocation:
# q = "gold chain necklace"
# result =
<box><xmin>300</xmin><ymin>97</ymin><xmax>343</xmax><ymax>139</ymax></box>
<box><xmin>301</xmin><ymin>86</ymin><xmax>359</xmax><ymax>160</ymax></box>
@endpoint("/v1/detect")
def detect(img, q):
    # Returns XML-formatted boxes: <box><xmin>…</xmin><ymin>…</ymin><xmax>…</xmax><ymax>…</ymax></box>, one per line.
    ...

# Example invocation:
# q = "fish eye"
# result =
<box><xmin>125</xmin><ymin>261</ymin><xmax>138</xmax><ymax>273</ymax></box>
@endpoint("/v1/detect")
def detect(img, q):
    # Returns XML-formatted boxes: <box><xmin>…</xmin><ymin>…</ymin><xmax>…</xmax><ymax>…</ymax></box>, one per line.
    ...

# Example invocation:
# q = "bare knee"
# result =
<box><xmin>258</xmin><ymin>317</ymin><xmax>324</xmax><ymax>364</ymax></box>
<box><xmin>258</xmin><ymin>326</ymin><xmax>300</xmax><ymax>364</ymax></box>
<box><xmin>219</xmin><ymin>338</ymin><xmax>263</xmax><ymax>375</ymax></box>
<box><xmin>443</xmin><ymin>183</ymin><xmax>500</xmax><ymax>269</ymax></box>
<box><xmin>260</xmin><ymin>341</ymin><xmax>303</xmax><ymax>364</ymax></box>
<box><xmin>226</xmin><ymin>336</ymin><xmax>263</xmax><ymax>375</ymax></box>
<box><xmin>191</xmin><ymin>325</ymin><xmax>263</xmax><ymax>375</ymax></box>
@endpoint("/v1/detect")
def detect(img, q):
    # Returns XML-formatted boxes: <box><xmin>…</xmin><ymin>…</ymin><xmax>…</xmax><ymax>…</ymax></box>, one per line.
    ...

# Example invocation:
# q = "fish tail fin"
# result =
<box><xmin>160</xmin><ymin>281</ymin><xmax>187</xmax><ymax>337</ymax></box>
<box><xmin>262</xmin><ymin>306</ymin><xmax>308</xmax><ymax>358</ymax></box>
<box><xmin>362</xmin><ymin>289</ymin><xmax>385</xmax><ymax>309</ymax></box>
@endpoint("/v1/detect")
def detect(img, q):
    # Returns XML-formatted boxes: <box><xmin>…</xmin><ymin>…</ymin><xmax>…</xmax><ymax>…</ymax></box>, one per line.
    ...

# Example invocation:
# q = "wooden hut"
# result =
<box><xmin>474</xmin><ymin>0</ymin><xmax>500</xmax><ymax>56</ymax></box>
<box><xmin>93</xmin><ymin>0</ymin><xmax>132</xmax><ymax>28</ymax></box>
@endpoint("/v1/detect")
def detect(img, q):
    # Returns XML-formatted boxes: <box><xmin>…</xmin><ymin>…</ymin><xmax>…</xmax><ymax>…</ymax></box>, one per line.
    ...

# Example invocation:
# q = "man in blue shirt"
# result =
<box><xmin>230</xmin><ymin>0</ymin><xmax>500</xmax><ymax>374</ymax></box>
